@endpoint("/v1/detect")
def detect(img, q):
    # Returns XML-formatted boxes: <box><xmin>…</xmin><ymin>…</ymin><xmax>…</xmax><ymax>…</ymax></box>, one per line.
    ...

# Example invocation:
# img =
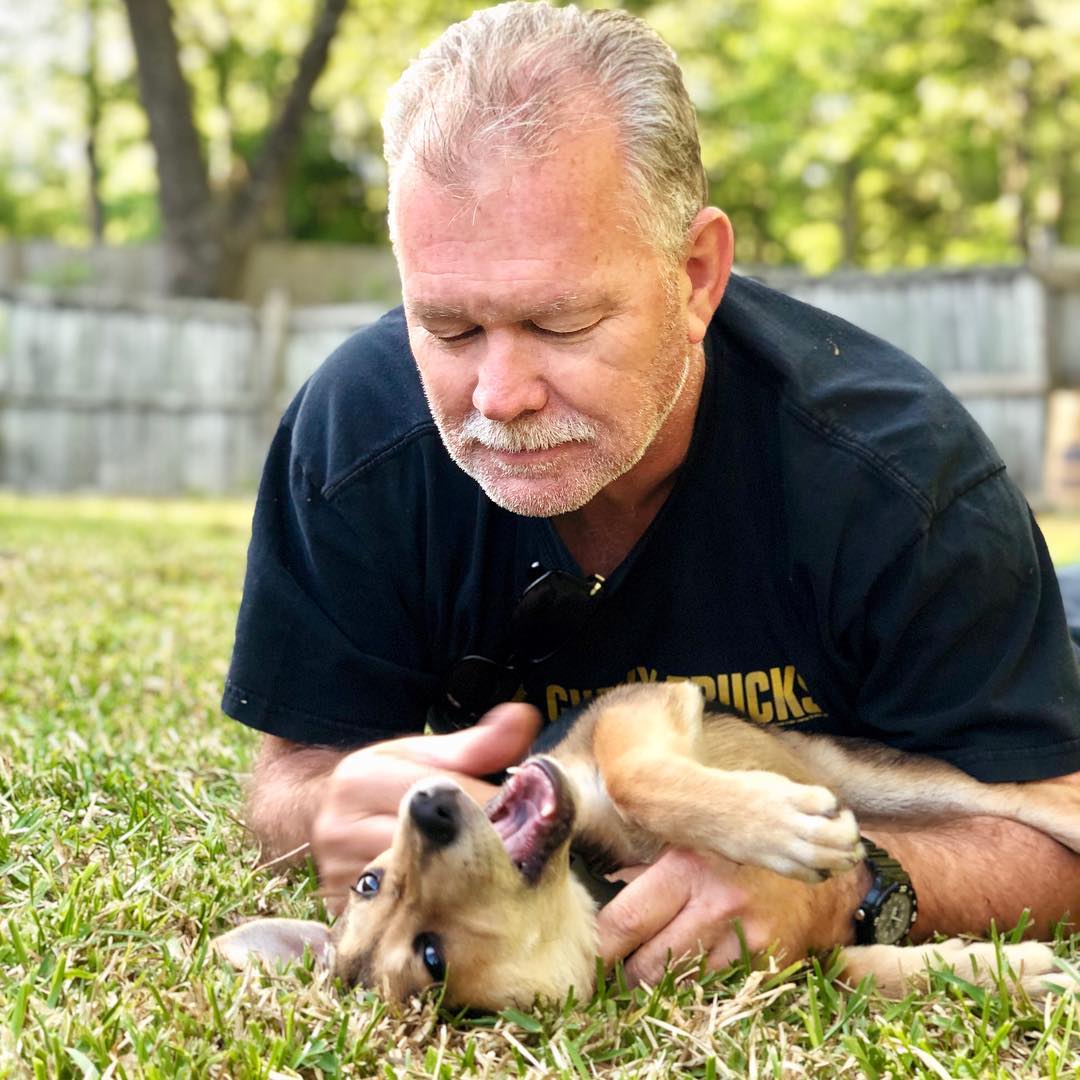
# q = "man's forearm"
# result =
<box><xmin>247</xmin><ymin>735</ymin><xmax>350</xmax><ymax>861</ymax></box>
<box><xmin>864</xmin><ymin>815</ymin><xmax>1080</xmax><ymax>941</ymax></box>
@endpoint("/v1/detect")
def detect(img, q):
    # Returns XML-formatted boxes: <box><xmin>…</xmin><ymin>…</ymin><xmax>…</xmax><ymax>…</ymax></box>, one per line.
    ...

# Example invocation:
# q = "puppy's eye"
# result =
<box><xmin>353</xmin><ymin>871</ymin><xmax>381</xmax><ymax>897</ymax></box>
<box><xmin>414</xmin><ymin>933</ymin><xmax>445</xmax><ymax>981</ymax></box>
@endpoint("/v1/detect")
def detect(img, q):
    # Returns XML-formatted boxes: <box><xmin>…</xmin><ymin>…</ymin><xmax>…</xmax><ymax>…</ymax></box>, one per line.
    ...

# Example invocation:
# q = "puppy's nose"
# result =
<box><xmin>409</xmin><ymin>786</ymin><xmax>460</xmax><ymax>847</ymax></box>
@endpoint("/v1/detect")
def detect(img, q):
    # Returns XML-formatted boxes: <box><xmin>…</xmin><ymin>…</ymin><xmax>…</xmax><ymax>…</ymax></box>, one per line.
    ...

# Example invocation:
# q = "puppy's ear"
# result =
<box><xmin>213</xmin><ymin>918</ymin><xmax>332</xmax><ymax>970</ymax></box>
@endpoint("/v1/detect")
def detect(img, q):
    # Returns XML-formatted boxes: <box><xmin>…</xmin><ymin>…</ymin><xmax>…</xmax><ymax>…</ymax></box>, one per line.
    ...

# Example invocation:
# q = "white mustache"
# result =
<box><xmin>457</xmin><ymin>413</ymin><xmax>596</xmax><ymax>453</ymax></box>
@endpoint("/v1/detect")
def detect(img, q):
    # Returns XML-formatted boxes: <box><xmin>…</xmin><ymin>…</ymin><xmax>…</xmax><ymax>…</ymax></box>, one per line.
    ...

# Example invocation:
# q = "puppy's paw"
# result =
<box><xmin>794</xmin><ymin>803</ymin><xmax>864</xmax><ymax>866</ymax></box>
<box><xmin>755</xmin><ymin>826</ymin><xmax>865</xmax><ymax>883</ymax></box>
<box><xmin>842</xmin><ymin>939</ymin><xmax>1079</xmax><ymax>999</ymax></box>
<box><xmin>737</xmin><ymin>779</ymin><xmax>864</xmax><ymax>882</ymax></box>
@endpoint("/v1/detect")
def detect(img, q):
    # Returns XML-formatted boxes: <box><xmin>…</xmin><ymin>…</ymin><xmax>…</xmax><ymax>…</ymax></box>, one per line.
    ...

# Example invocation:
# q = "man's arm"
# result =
<box><xmin>247</xmin><ymin>735</ymin><xmax>348</xmax><ymax>862</ymax></box>
<box><xmin>599</xmin><ymin>772</ymin><xmax>1080</xmax><ymax>986</ymax></box>
<box><xmin>867</xmin><ymin>797</ymin><xmax>1080</xmax><ymax>942</ymax></box>
<box><xmin>245</xmin><ymin>703</ymin><xmax>543</xmax><ymax>913</ymax></box>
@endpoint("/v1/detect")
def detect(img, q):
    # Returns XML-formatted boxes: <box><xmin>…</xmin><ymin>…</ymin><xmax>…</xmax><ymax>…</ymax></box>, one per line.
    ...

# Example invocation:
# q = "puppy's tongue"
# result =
<box><xmin>485</xmin><ymin>762</ymin><xmax>568</xmax><ymax>882</ymax></box>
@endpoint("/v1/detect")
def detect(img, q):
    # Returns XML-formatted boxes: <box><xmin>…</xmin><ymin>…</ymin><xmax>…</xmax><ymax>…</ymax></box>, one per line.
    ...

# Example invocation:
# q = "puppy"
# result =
<box><xmin>216</xmin><ymin>682</ymin><xmax>1080</xmax><ymax>1007</ymax></box>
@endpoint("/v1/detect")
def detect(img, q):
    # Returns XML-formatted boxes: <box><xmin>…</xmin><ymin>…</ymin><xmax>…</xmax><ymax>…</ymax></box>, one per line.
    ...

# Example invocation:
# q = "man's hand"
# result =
<box><xmin>312</xmin><ymin>703</ymin><xmax>542</xmax><ymax>913</ymax></box>
<box><xmin>598</xmin><ymin>849</ymin><xmax>868</xmax><ymax>987</ymax></box>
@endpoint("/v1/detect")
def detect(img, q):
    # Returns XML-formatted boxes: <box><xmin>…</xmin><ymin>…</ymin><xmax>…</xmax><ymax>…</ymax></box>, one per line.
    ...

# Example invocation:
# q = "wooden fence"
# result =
<box><xmin>1</xmin><ymin>262</ymin><xmax>1078</xmax><ymax>497</ymax></box>
<box><xmin>0</xmin><ymin>289</ymin><xmax>383</xmax><ymax>494</ymax></box>
<box><xmin>0</xmin><ymin>240</ymin><xmax>403</xmax><ymax>308</ymax></box>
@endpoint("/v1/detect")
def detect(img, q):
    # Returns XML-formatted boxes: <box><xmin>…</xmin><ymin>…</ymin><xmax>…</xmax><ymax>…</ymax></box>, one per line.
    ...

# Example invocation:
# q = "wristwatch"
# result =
<box><xmin>853</xmin><ymin>838</ymin><xmax>918</xmax><ymax>946</ymax></box>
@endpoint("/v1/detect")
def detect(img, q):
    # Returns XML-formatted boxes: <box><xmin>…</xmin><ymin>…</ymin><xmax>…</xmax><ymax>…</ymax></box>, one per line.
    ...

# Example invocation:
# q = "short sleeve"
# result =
<box><xmin>222</xmin><ymin>414</ymin><xmax>439</xmax><ymax>748</ymax></box>
<box><xmin>849</xmin><ymin>473</ymin><xmax>1080</xmax><ymax>781</ymax></box>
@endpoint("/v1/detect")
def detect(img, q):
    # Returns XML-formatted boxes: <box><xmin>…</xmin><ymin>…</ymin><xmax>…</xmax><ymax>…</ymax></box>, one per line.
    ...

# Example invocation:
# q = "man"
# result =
<box><xmin>224</xmin><ymin>2</ymin><xmax>1080</xmax><ymax>987</ymax></box>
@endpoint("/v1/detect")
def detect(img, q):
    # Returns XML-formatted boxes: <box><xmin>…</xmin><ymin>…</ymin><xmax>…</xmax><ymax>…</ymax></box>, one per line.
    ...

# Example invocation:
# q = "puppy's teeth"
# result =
<box><xmin>541</xmin><ymin>799</ymin><xmax>556</xmax><ymax>817</ymax></box>
<box><xmin>505</xmin><ymin>766</ymin><xmax>521</xmax><ymax>775</ymax></box>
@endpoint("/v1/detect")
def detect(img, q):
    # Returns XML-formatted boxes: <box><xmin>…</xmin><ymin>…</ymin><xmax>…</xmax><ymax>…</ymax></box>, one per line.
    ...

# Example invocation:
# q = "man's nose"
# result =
<box><xmin>472</xmin><ymin>333</ymin><xmax>548</xmax><ymax>422</ymax></box>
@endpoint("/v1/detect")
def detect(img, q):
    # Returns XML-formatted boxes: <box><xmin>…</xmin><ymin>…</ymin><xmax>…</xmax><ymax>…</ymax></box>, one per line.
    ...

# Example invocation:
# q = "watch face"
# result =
<box><xmin>874</xmin><ymin>890</ymin><xmax>914</xmax><ymax>945</ymax></box>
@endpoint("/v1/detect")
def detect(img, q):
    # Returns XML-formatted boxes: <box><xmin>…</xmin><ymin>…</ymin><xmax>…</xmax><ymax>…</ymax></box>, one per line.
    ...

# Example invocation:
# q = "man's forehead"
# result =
<box><xmin>390</xmin><ymin>121</ymin><xmax>636</xmax><ymax>253</ymax></box>
<box><xmin>392</xmin><ymin>105</ymin><xmax>621</xmax><ymax>201</ymax></box>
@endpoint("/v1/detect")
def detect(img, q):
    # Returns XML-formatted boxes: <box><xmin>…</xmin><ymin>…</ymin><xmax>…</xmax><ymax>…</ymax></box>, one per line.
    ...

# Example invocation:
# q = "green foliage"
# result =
<box><xmin>0</xmin><ymin>494</ymin><xmax>1079</xmax><ymax>1076</ymax></box>
<box><xmin>3</xmin><ymin>0</ymin><xmax>1078</xmax><ymax>271</ymax></box>
<box><xmin>275</xmin><ymin>110</ymin><xmax>387</xmax><ymax>245</ymax></box>
<box><xmin>656</xmin><ymin>0</ymin><xmax>1080</xmax><ymax>271</ymax></box>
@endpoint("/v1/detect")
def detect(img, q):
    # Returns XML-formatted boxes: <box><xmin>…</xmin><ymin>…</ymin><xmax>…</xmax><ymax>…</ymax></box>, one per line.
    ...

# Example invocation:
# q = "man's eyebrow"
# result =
<box><xmin>407</xmin><ymin>293</ymin><xmax>612</xmax><ymax>323</ymax></box>
<box><xmin>406</xmin><ymin>302</ymin><xmax>473</xmax><ymax>322</ymax></box>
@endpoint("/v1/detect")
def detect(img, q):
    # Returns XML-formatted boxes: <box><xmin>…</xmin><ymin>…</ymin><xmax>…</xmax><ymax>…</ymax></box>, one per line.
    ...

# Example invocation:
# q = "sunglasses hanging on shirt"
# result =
<box><xmin>443</xmin><ymin>562</ymin><xmax>605</xmax><ymax>726</ymax></box>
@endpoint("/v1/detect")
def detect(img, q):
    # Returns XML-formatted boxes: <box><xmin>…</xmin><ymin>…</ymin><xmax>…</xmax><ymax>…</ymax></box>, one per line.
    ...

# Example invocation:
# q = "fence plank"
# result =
<box><xmin>0</xmin><ymin>270</ymin><xmax>1061</xmax><ymax>496</ymax></box>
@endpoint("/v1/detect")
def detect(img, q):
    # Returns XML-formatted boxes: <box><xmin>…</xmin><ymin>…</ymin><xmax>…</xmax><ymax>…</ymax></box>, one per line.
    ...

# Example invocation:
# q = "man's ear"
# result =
<box><xmin>682</xmin><ymin>208</ymin><xmax>734</xmax><ymax>345</ymax></box>
<box><xmin>212</xmin><ymin>918</ymin><xmax>333</xmax><ymax>970</ymax></box>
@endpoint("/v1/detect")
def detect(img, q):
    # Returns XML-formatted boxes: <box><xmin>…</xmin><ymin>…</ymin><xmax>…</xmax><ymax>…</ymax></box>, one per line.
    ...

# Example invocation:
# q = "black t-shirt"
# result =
<box><xmin>222</xmin><ymin>274</ymin><xmax>1080</xmax><ymax>782</ymax></box>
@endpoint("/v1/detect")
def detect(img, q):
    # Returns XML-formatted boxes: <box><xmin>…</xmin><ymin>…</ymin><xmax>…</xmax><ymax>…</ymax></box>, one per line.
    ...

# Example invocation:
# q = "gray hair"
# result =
<box><xmin>382</xmin><ymin>1</ymin><xmax>708</xmax><ymax>260</ymax></box>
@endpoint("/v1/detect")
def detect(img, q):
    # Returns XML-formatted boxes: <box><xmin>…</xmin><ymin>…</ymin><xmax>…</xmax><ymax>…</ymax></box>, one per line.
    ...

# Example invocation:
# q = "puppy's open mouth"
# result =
<box><xmin>485</xmin><ymin>760</ymin><xmax>574</xmax><ymax>884</ymax></box>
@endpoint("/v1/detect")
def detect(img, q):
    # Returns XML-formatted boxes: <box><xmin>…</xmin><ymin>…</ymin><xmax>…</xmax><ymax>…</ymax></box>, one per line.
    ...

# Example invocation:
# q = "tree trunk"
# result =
<box><xmin>120</xmin><ymin>0</ymin><xmax>218</xmax><ymax>295</ymax></box>
<box><xmin>1057</xmin><ymin>140</ymin><xmax>1076</xmax><ymax>248</ymax></box>
<box><xmin>85</xmin><ymin>0</ymin><xmax>106</xmax><ymax>243</ymax></box>
<box><xmin>839</xmin><ymin>157</ymin><xmax>860</xmax><ymax>267</ymax></box>
<box><xmin>226</xmin><ymin>0</ymin><xmax>349</xmax><ymax>247</ymax></box>
<box><xmin>120</xmin><ymin>0</ymin><xmax>349</xmax><ymax>298</ymax></box>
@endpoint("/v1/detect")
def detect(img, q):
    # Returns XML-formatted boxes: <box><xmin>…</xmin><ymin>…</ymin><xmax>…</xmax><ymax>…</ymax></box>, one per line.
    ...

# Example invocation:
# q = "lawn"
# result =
<box><xmin>1</xmin><ymin>495</ymin><xmax>1078</xmax><ymax>1078</ymax></box>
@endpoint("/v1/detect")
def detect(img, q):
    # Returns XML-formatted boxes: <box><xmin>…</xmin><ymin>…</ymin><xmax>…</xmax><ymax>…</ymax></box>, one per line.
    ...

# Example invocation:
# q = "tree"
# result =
<box><xmin>655</xmin><ymin>0</ymin><xmax>1080</xmax><ymax>273</ymax></box>
<box><xmin>120</xmin><ymin>0</ymin><xmax>348</xmax><ymax>297</ymax></box>
<box><xmin>6</xmin><ymin>0</ymin><xmax>1076</xmax><ymax>284</ymax></box>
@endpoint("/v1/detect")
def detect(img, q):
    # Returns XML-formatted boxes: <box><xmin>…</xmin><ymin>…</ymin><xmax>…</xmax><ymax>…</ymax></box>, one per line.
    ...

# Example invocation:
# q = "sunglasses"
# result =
<box><xmin>442</xmin><ymin>562</ymin><xmax>605</xmax><ymax>726</ymax></box>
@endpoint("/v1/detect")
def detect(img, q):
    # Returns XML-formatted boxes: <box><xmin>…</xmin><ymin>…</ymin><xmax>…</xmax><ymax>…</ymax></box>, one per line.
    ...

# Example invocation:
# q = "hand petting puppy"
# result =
<box><xmin>597</xmin><ymin>848</ymin><xmax>869</xmax><ymax>988</ymax></box>
<box><xmin>312</xmin><ymin>703</ymin><xmax>542</xmax><ymax>913</ymax></box>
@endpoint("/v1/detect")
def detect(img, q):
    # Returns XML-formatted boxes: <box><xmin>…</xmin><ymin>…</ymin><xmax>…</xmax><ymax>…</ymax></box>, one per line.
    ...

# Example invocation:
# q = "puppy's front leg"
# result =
<box><xmin>592</xmin><ymin>684</ymin><xmax>863</xmax><ymax>882</ymax></box>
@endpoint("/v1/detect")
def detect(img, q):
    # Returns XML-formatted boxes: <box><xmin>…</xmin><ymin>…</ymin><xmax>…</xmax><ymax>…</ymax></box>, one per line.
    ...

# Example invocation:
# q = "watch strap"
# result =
<box><xmin>860</xmin><ymin>838</ymin><xmax>907</xmax><ymax>882</ymax></box>
<box><xmin>853</xmin><ymin>837</ymin><xmax>918</xmax><ymax>946</ymax></box>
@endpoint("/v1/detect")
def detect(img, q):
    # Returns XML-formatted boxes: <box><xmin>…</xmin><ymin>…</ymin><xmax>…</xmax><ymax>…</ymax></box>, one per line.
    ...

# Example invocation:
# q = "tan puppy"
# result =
<box><xmin>216</xmin><ymin>683</ymin><xmax>1080</xmax><ymax>1007</ymax></box>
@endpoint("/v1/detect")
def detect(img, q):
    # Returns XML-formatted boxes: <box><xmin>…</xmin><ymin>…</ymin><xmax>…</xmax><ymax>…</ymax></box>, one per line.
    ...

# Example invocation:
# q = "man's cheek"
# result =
<box><xmin>414</xmin><ymin>352</ymin><xmax>473</xmax><ymax>411</ymax></box>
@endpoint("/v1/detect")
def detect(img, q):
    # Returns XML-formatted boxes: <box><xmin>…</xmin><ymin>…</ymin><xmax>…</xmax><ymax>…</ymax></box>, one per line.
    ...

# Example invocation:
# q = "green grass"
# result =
<box><xmin>1</xmin><ymin>495</ymin><xmax>1078</xmax><ymax>1078</ymax></box>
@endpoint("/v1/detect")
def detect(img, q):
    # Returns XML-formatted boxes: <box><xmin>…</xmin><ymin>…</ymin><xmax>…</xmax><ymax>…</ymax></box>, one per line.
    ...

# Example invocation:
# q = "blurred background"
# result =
<box><xmin>0</xmin><ymin>0</ymin><xmax>1079</xmax><ymax>506</ymax></box>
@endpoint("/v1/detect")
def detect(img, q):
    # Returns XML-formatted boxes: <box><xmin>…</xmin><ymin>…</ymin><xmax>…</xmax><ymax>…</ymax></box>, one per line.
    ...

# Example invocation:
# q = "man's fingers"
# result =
<box><xmin>384</xmin><ymin>702</ymin><xmax>543</xmax><ymax>775</ymax></box>
<box><xmin>622</xmin><ymin>914</ymin><xmax>741</xmax><ymax>988</ymax></box>
<box><xmin>314</xmin><ymin>811</ymin><xmax>396</xmax><ymax>913</ymax></box>
<box><xmin>597</xmin><ymin>862</ymin><xmax>690</xmax><ymax>968</ymax></box>
<box><xmin>314</xmin><ymin>809</ymin><xmax>396</xmax><ymax>863</ymax></box>
<box><xmin>599</xmin><ymin>850</ymin><xmax>753</xmax><ymax>986</ymax></box>
<box><xmin>342</xmin><ymin>751</ymin><xmax>500</xmax><ymax>811</ymax></box>
<box><xmin>332</xmin><ymin>753</ymin><xmax>436</xmax><ymax>811</ymax></box>
<box><xmin>312</xmin><ymin>795</ymin><xmax>396</xmax><ymax>869</ymax></box>
<box><xmin>705</xmin><ymin>933</ymin><xmax>747</xmax><ymax>973</ymax></box>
